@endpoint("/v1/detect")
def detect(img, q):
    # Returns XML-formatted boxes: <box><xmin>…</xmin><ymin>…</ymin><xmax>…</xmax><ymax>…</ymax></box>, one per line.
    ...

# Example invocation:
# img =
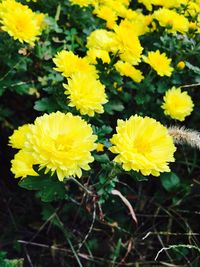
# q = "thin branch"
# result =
<box><xmin>78</xmin><ymin>201</ymin><xmax>96</xmax><ymax>251</ymax></box>
<box><xmin>181</xmin><ymin>83</ymin><xmax>200</xmax><ymax>88</ymax></box>
<box><xmin>111</xmin><ymin>189</ymin><xmax>138</xmax><ymax>224</ymax></box>
<box><xmin>155</xmin><ymin>244</ymin><xmax>200</xmax><ymax>261</ymax></box>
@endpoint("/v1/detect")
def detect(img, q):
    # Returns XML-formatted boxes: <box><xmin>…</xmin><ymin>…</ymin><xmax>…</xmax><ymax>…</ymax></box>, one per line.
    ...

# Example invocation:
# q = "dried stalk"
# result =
<box><xmin>168</xmin><ymin>126</ymin><xmax>200</xmax><ymax>150</ymax></box>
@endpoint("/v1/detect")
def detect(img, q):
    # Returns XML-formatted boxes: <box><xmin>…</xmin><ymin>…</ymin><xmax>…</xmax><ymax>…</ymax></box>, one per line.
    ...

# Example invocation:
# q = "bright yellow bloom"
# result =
<box><xmin>176</xmin><ymin>61</ymin><xmax>185</xmax><ymax>70</ymax></box>
<box><xmin>110</xmin><ymin>115</ymin><xmax>176</xmax><ymax>176</ymax></box>
<box><xmin>53</xmin><ymin>50</ymin><xmax>98</xmax><ymax>78</ymax></box>
<box><xmin>10</xmin><ymin>112</ymin><xmax>97</xmax><ymax>181</ymax></box>
<box><xmin>143</xmin><ymin>50</ymin><xmax>173</xmax><ymax>77</ymax></box>
<box><xmin>113</xmin><ymin>24</ymin><xmax>143</xmax><ymax>65</ymax></box>
<box><xmin>93</xmin><ymin>5</ymin><xmax>118</xmax><ymax>29</ymax></box>
<box><xmin>9</xmin><ymin>124</ymin><xmax>31</xmax><ymax>149</ymax></box>
<box><xmin>0</xmin><ymin>0</ymin><xmax>28</xmax><ymax>15</ymax></box>
<box><xmin>185</xmin><ymin>2</ymin><xmax>200</xmax><ymax>17</ymax></box>
<box><xmin>115</xmin><ymin>61</ymin><xmax>144</xmax><ymax>83</ymax></box>
<box><xmin>69</xmin><ymin>0</ymin><xmax>93</xmax><ymax>7</ymax></box>
<box><xmin>119</xmin><ymin>17</ymin><xmax>150</xmax><ymax>36</ymax></box>
<box><xmin>189</xmin><ymin>22</ymin><xmax>197</xmax><ymax>30</ymax></box>
<box><xmin>63</xmin><ymin>73</ymin><xmax>108</xmax><ymax>117</ymax></box>
<box><xmin>11</xmin><ymin>151</ymin><xmax>38</xmax><ymax>178</ymax></box>
<box><xmin>162</xmin><ymin>87</ymin><xmax>194</xmax><ymax>121</ymax></box>
<box><xmin>96</xmin><ymin>143</ymin><xmax>105</xmax><ymax>152</ymax></box>
<box><xmin>87</xmin><ymin>49</ymin><xmax>111</xmax><ymax>64</ymax></box>
<box><xmin>153</xmin><ymin>8</ymin><xmax>189</xmax><ymax>34</ymax></box>
<box><xmin>138</xmin><ymin>0</ymin><xmax>186</xmax><ymax>10</ymax></box>
<box><xmin>0</xmin><ymin>0</ymin><xmax>45</xmax><ymax>45</ymax></box>
<box><xmin>87</xmin><ymin>29</ymin><xmax>117</xmax><ymax>51</ymax></box>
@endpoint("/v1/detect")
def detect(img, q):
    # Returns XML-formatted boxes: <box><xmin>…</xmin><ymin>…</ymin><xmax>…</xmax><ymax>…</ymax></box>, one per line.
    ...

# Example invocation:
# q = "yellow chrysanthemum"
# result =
<box><xmin>143</xmin><ymin>50</ymin><xmax>174</xmax><ymax>77</ymax></box>
<box><xmin>113</xmin><ymin>24</ymin><xmax>143</xmax><ymax>65</ymax></box>
<box><xmin>93</xmin><ymin>5</ymin><xmax>117</xmax><ymax>29</ymax></box>
<box><xmin>10</xmin><ymin>112</ymin><xmax>97</xmax><ymax>181</ymax></box>
<box><xmin>87</xmin><ymin>49</ymin><xmax>111</xmax><ymax>64</ymax></box>
<box><xmin>11</xmin><ymin>151</ymin><xmax>38</xmax><ymax>178</ymax></box>
<box><xmin>69</xmin><ymin>0</ymin><xmax>93</xmax><ymax>7</ymax></box>
<box><xmin>86</xmin><ymin>29</ymin><xmax>117</xmax><ymax>51</ymax></box>
<box><xmin>0</xmin><ymin>0</ymin><xmax>28</xmax><ymax>15</ymax></box>
<box><xmin>115</xmin><ymin>61</ymin><xmax>144</xmax><ymax>83</ymax></box>
<box><xmin>185</xmin><ymin>2</ymin><xmax>200</xmax><ymax>17</ymax></box>
<box><xmin>138</xmin><ymin>0</ymin><xmax>186</xmax><ymax>10</ymax></box>
<box><xmin>9</xmin><ymin>124</ymin><xmax>31</xmax><ymax>149</ymax></box>
<box><xmin>110</xmin><ymin>115</ymin><xmax>176</xmax><ymax>176</ymax></box>
<box><xmin>153</xmin><ymin>8</ymin><xmax>189</xmax><ymax>34</ymax></box>
<box><xmin>53</xmin><ymin>50</ymin><xmax>98</xmax><ymax>78</ymax></box>
<box><xmin>120</xmin><ymin>15</ymin><xmax>150</xmax><ymax>36</ymax></box>
<box><xmin>63</xmin><ymin>73</ymin><xmax>108</xmax><ymax>117</ymax></box>
<box><xmin>162</xmin><ymin>87</ymin><xmax>194</xmax><ymax>121</ymax></box>
<box><xmin>0</xmin><ymin>0</ymin><xmax>45</xmax><ymax>45</ymax></box>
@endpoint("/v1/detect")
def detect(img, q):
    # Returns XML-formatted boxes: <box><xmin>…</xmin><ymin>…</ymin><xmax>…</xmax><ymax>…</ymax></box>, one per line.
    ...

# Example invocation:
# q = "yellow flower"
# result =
<box><xmin>93</xmin><ymin>5</ymin><xmax>117</xmax><ymax>29</ymax></box>
<box><xmin>86</xmin><ymin>29</ymin><xmax>117</xmax><ymax>51</ymax></box>
<box><xmin>11</xmin><ymin>151</ymin><xmax>38</xmax><ymax>178</ymax></box>
<box><xmin>153</xmin><ymin>8</ymin><xmax>189</xmax><ymax>34</ymax></box>
<box><xmin>69</xmin><ymin>0</ymin><xmax>93</xmax><ymax>7</ymax></box>
<box><xmin>115</xmin><ymin>61</ymin><xmax>144</xmax><ymax>83</ymax></box>
<box><xmin>10</xmin><ymin>112</ymin><xmax>97</xmax><ymax>181</ymax></box>
<box><xmin>53</xmin><ymin>50</ymin><xmax>98</xmax><ymax>78</ymax></box>
<box><xmin>176</xmin><ymin>61</ymin><xmax>185</xmax><ymax>70</ymax></box>
<box><xmin>0</xmin><ymin>0</ymin><xmax>45</xmax><ymax>45</ymax></box>
<box><xmin>96</xmin><ymin>143</ymin><xmax>105</xmax><ymax>152</ymax></box>
<box><xmin>113</xmin><ymin>24</ymin><xmax>143</xmax><ymax>65</ymax></box>
<box><xmin>87</xmin><ymin>49</ymin><xmax>111</xmax><ymax>64</ymax></box>
<box><xmin>120</xmin><ymin>15</ymin><xmax>150</xmax><ymax>36</ymax></box>
<box><xmin>189</xmin><ymin>22</ymin><xmax>197</xmax><ymax>31</ymax></box>
<box><xmin>138</xmin><ymin>0</ymin><xmax>187</xmax><ymax>10</ymax></box>
<box><xmin>185</xmin><ymin>2</ymin><xmax>200</xmax><ymax>17</ymax></box>
<box><xmin>63</xmin><ymin>73</ymin><xmax>108</xmax><ymax>117</ymax></box>
<box><xmin>162</xmin><ymin>87</ymin><xmax>194</xmax><ymax>121</ymax></box>
<box><xmin>0</xmin><ymin>0</ymin><xmax>28</xmax><ymax>15</ymax></box>
<box><xmin>110</xmin><ymin>115</ymin><xmax>176</xmax><ymax>176</ymax></box>
<box><xmin>9</xmin><ymin>124</ymin><xmax>31</xmax><ymax>149</ymax></box>
<box><xmin>143</xmin><ymin>50</ymin><xmax>174</xmax><ymax>77</ymax></box>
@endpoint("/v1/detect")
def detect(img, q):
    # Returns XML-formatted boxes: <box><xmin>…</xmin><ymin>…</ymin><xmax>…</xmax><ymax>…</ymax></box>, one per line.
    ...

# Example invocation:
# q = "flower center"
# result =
<box><xmin>134</xmin><ymin>138</ymin><xmax>151</xmax><ymax>154</ymax></box>
<box><xmin>55</xmin><ymin>135</ymin><xmax>74</xmax><ymax>151</ymax></box>
<box><xmin>16</xmin><ymin>17</ymin><xmax>26</xmax><ymax>32</ymax></box>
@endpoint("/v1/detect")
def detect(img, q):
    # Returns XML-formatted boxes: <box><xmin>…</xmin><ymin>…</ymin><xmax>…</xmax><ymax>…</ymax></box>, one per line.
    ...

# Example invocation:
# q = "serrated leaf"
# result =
<box><xmin>19</xmin><ymin>175</ymin><xmax>66</xmax><ymax>202</ymax></box>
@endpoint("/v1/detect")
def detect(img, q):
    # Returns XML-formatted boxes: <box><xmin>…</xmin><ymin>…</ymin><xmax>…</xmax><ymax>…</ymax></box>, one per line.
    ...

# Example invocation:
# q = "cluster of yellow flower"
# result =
<box><xmin>8</xmin><ymin>0</ymin><xmax>197</xmax><ymax>181</ymax></box>
<box><xmin>0</xmin><ymin>0</ymin><xmax>45</xmax><ymax>45</ymax></box>
<box><xmin>72</xmin><ymin>0</ymin><xmax>195</xmax><ymax>120</ymax></box>
<box><xmin>9</xmin><ymin>112</ymin><xmax>176</xmax><ymax>180</ymax></box>
<box><xmin>70</xmin><ymin>0</ymin><xmax>200</xmax><ymax>33</ymax></box>
<box><xmin>53</xmin><ymin>50</ymin><xmax>108</xmax><ymax>117</ymax></box>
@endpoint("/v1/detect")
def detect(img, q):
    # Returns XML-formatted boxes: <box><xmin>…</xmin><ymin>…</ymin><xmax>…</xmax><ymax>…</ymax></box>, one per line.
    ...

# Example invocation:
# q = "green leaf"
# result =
<box><xmin>34</xmin><ymin>97</ymin><xmax>59</xmax><ymax>112</ymax></box>
<box><xmin>160</xmin><ymin>172</ymin><xmax>180</xmax><ymax>192</ymax></box>
<box><xmin>104</xmin><ymin>100</ymin><xmax>124</xmax><ymax>115</ymax></box>
<box><xmin>0</xmin><ymin>251</ymin><xmax>23</xmax><ymax>267</ymax></box>
<box><xmin>185</xmin><ymin>61</ymin><xmax>200</xmax><ymax>75</ymax></box>
<box><xmin>93</xmin><ymin>153</ymin><xmax>110</xmax><ymax>163</ymax></box>
<box><xmin>19</xmin><ymin>175</ymin><xmax>66</xmax><ymax>202</ymax></box>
